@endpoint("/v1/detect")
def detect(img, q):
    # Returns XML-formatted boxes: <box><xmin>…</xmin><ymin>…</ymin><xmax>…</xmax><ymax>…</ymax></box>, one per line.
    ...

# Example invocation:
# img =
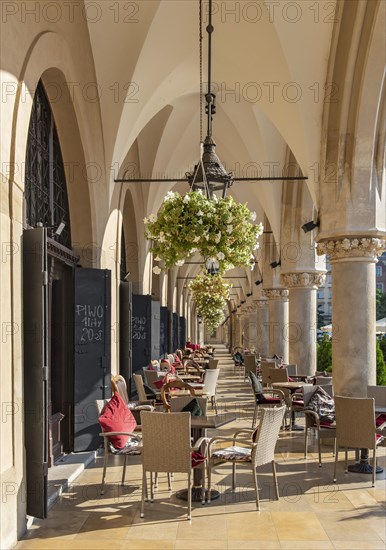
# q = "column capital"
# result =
<box><xmin>316</xmin><ymin>237</ymin><xmax>386</xmax><ymax>263</ymax></box>
<box><xmin>253</xmin><ymin>299</ymin><xmax>268</xmax><ymax>308</ymax></box>
<box><xmin>280</xmin><ymin>271</ymin><xmax>326</xmax><ymax>289</ymax></box>
<box><xmin>263</xmin><ymin>288</ymin><xmax>289</xmax><ymax>301</ymax></box>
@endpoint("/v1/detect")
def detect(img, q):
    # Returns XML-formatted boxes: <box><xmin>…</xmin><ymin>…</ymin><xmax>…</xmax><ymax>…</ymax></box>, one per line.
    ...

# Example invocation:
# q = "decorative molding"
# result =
<box><xmin>253</xmin><ymin>299</ymin><xmax>268</xmax><ymax>309</ymax></box>
<box><xmin>316</xmin><ymin>237</ymin><xmax>386</xmax><ymax>262</ymax></box>
<box><xmin>263</xmin><ymin>289</ymin><xmax>289</xmax><ymax>300</ymax></box>
<box><xmin>280</xmin><ymin>271</ymin><xmax>326</xmax><ymax>289</ymax></box>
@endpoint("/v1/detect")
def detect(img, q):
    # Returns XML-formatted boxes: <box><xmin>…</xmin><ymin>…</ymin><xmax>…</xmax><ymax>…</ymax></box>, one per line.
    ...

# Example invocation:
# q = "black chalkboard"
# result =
<box><xmin>132</xmin><ymin>294</ymin><xmax>151</xmax><ymax>373</ymax></box>
<box><xmin>120</xmin><ymin>281</ymin><xmax>132</xmax><ymax>393</ymax></box>
<box><xmin>73</xmin><ymin>268</ymin><xmax>111</xmax><ymax>451</ymax></box>
<box><xmin>160</xmin><ymin>307</ymin><xmax>168</xmax><ymax>356</ymax></box>
<box><xmin>151</xmin><ymin>300</ymin><xmax>160</xmax><ymax>359</ymax></box>
<box><xmin>179</xmin><ymin>316</ymin><xmax>186</xmax><ymax>350</ymax></box>
<box><xmin>167</xmin><ymin>309</ymin><xmax>173</xmax><ymax>354</ymax></box>
<box><xmin>173</xmin><ymin>312</ymin><xmax>179</xmax><ymax>351</ymax></box>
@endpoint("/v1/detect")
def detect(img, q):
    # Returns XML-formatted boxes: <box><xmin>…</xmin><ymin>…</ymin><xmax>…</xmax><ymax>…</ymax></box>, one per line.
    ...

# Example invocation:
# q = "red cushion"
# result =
<box><xmin>98</xmin><ymin>393</ymin><xmax>137</xmax><ymax>449</ymax></box>
<box><xmin>147</xmin><ymin>363</ymin><xmax>156</xmax><ymax>371</ymax></box>
<box><xmin>263</xmin><ymin>397</ymin><xmax>282</xmax><ymax>404</ymax></box>
<box><xmin>191</xmin><ymin>451</ymin><xmax>206</xmax><ymax>468</ymax></box>
<box><xmin>376</xmin><ymin>414</ymin><xmax>386</xmax><ymax>427</ymax></box>
<box><xmin>153</xmin><ymin>374</ymin><xmax>168</xmax><ymax>389</ymax></box>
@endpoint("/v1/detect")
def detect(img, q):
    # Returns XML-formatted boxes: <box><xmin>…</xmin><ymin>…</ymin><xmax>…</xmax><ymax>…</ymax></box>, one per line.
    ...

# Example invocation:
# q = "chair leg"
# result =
<box><xmin>372</xmin><ymin>447</ymin><xmax>376</xmax><ymax>487</ymax></box>
<box><xmin>154</xmin><ymin>472</ymin><xmax>158</xmax><ymax>489</ymax></box>
<box><xmin>150</xmin><ymin>472</ymin><xmax>154</xmax><ymax>502</ymax></box>
<box><xmin>333</xmin><ymin>448</ymin><xmax>338</xmax><ymax>483</ymax></box>
<box><xmin>252</xmin><ymin>404</ymin><xmax>258</xmax><ymax>428</ymax></box>
<box><xmin>100</xmin><ymin>442</ymin><xmax>108</xmax><ymax>495</ymax></box>
<box><xmin>207</xmin><ymin>462</ymin><xmax>212</xmax><ymax>504</ymax></box>
<box><xmin>271</xmin><ymin>460</ymin><xmax>279</xmax><ymax>501</ymax></box>
<box><xmin>304</xmin><ymin>426</ymin><xmax>308</xmax><ymax>458</ymax></box>
<box><xmin>201</xmin><ymin>466</ymin><xmax>205</xmax><ymax>505</ymax></box>
<box><xmin>167</xmin><ymin>473</ymin><xmax>172</xmax><ymax>490</ymax></box>
<box><xmin>214</xmin><ymin>396</ymin><xmax>218</xmax><ymax>415</ymax></box>
<box><xmin>140</xmin><ymin>470</ymin><xmax>146</xmax><ymax>518</ymax></box>
<box><xmin>121</xmin><ymin>455</ymin><xmax>128</xmax><ymax>486</ymax></box>
<box><xmin>187</xmin><ymin>472</ymin><xmax>192</xmax><ymax>520</ymax></box>
<box><xmin>317</xmin><ymin>432</ymin><xmax>322</xmax><ymax>467</ymax></box>
<box><xmin>344</xmin><ymin>449</ymin><xmax>348</xmax><ymax>473</ymax></box>
<box><xmin>252</xmin><ymin>466</ymin><xmax>260</xmax><ymax>510</ymax></box>
<box><xmin>232</xmin><ymin>462</ymin><xmax>236</xmax><ymax>491</ymax></box>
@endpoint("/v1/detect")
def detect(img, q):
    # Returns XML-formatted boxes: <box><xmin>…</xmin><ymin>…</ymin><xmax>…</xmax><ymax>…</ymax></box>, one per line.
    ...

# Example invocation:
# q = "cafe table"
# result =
<box><xmin>347</xmin><ymin>405</ymin><xmax>386</xmax><ymax>475</ymax></box>
<box><xmin>271</xmin><ymin>381</ymin><xmax>308</xmax><ymax>430</ymax></box>
<box><xmin>176</xmin><ymin>412</ymin><xmax>236</xmax><ymax>502</ymax></box>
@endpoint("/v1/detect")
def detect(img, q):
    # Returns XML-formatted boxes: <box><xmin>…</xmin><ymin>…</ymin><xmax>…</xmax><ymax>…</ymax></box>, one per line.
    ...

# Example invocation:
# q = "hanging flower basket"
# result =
<box><xmin>189</xmin><ymin>273</ymin><xmax>231</xmax><ymax>332</ymax></box>
<box><xmin>144</xmin><ymin>191</ymin><xmax>263</xmax><ymax>273</ymax></box>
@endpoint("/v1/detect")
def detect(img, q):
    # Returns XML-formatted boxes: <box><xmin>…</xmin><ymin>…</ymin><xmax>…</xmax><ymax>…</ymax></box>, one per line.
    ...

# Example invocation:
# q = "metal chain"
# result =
<box><xmin>199</xmin><ymin>0</ymin><xmax>203</xmax><ymax>143</ymax></box>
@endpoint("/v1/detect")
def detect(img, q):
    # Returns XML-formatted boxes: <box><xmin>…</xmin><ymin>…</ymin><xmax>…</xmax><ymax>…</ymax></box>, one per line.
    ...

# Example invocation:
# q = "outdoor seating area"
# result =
<box><xmin>16</xmin><ymin>346</ymin><xmax>386</xmax><ymax>549</ymax></box>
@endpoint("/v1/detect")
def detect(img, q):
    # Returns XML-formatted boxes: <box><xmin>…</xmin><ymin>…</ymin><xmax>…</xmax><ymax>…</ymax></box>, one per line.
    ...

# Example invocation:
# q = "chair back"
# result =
<box><xmin>268</xmin><ymin>367</ymin><xmax>288</xmax><ymax>384</ymax></box>
<box><xmin>202</xmin><ymin>368</ymin><xmax>220</xmax><ymax>398</ymax></box>
<box><xmin>315</xmin><ymin>376</ymin><xmax>333</xmax><ymax>385</ymax></box>
<box><xmin>133</xmin><ymin>373</ymin><xmax>148</xmax><ymax>401</ymax></box>
<box><xmin>144</xmin><ymin>369</ymin><xmax>163</xmax><ymax>388</ymax></box>
<box><xmin>170</xmin><ymin>396</ymin><xmax>208</xmax><ymax>414</ymax></box>
<box><xmin>111</xmin><ymin>375</ymin><xmax>129</xmax><ymax>404</ymax></box>
<box><xmin>285</xmin><ymin>364</ymin><xmax>298</xmax><ymax>376</ymax></box>
<box><xmin>252</xmin><ymin>405</ymin><xmax>286</xmax><ymax>467</ymax></box>
<box><xmin>140</xmin><ymin>411</ymin><xmax>192</xmax><ymax>473</ymax></box>
<box><xmin>367</xmin><ymin>385</ymin><xmax>386</xmax><ymax>408</ymax></box>
<box><xmin>249</xmin><ymin>371</ymin><xmax>264</xmax><ymax>397</ymax></box>
<box><xmin>244</xmin><ymin>355</ymin><xmax>257</xmax><ymax>376</ymax></box>
<box><xmin>334</xmin><ymin>395</ymin><xmax>376</xmax><ymax>449</ymax></box>
<box><xmin>161</xmin><ymin>380</ymin><xmax>196</xmax><ymax>412</ymax></box>
<box><xmin>208</xmin><ymin>358</ymin><xmax>219</xmax><ymax>369</ymax></box>
<box><xmin>261</xmin><ymin>361</ymin><xmax>276</xmax><ymax>385</ymax></box>
<box><xmin>95</xmin><ymin>399</ymin><xmax>109</xmax><ymax>416</ymax></box>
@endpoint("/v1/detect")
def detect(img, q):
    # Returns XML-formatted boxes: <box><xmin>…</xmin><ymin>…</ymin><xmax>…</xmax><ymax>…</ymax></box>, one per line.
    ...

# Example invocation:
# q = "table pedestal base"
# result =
<box><xmin>176</xmin><ymin>487</ymin><xmax>220</xmax><ymax>502</ymax></box>
<box><xmin>347</xmin><ymin>462</ymin><xmax>383</xmax><ymax>474</ymax></box>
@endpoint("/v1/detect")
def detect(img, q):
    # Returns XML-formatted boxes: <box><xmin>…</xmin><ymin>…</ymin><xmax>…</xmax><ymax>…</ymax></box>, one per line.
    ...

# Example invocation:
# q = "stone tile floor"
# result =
<box><xmin>16</xmin><ymin>361</ymin><xmax>386</xmax><ymax>549</ymax></box>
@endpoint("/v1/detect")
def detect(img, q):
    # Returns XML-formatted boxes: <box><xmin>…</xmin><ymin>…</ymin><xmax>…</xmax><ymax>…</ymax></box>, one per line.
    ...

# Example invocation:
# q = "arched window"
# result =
<box><xmin>25</xmin><ymin>80</ymin><xmax>71</xmax><ymax>248</ymax></box>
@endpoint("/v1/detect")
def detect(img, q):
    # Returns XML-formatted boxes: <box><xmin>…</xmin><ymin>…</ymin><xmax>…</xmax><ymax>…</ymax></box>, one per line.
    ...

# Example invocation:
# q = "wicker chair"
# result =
<box><xmin>243</xmin><ymin>354</ymin><xmax>258</xmax><ymax>382</ymax></box>
<box><xmin>140</xmin><ymin>411</ymin><xmax>207</xmax><ymax>520</ymax></box>
<box><xmin>249</xmin><ymin>371</ymin><xmax>285</xmax><ymax>428</ymax></box>
<box><xmin>208</xmin><ymin>358</ymin><xmax>219</xmax><ymax>369</ymax></box>
<box><xmin>170</xmin><ymin>396</ymin><xmax>208</xmax><ymax>414</ymax></box>
<box><xmin>267</xmin><ymin>367</ymin><xmax>289</xmax><ymax>385</ymax></box>
<box><xmin>161</xmin><ymin>380</ymin><xmax>197</xmax><ymax>412</ymax></box>
<box><xmin>333</xmin><ymin>395</ymin><xmax>385</xmax><ymax>487</ymax></box>
<box><xmin>95</xmin><ymin>399</ymin><xmax>142</xmax><ymax>495</ymax></box>
<box><xmin>315</xmin><ymin>376</ymin><xmax>333</xmax><ymax>386</ymax></box>
<box><xmin>133</xmin><ymin>373</ymin><xmax>156</xmax><ymax>401</ymax></box>
<box><xmin>207</xmin><ymin>405</ymin><xmax>286</xmax><ymax>509</ymax></box>
<box><xmin>303</xmin><ymin>384</ymin><xmax>336</xmax><ymax>466</ymax></box>
<box><xmin>260</xmin><ymin>360</ymin><xmax>277</xmax><ymax>386</ymax></box>
<box><xmin>111</xmin><ymin>374</ymin><xmax>129</xmax><ymax>403</ymax></box>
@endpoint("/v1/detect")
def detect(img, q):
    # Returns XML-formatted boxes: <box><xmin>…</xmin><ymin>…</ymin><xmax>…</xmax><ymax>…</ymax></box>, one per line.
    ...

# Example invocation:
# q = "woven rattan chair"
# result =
<box><xmin>333</xmin><ymin>395</ymin><xmax>385</xmax><ymax>487</ymax></box>
<box><xmin>202</xmin><ymin>368</ymin><xmax>220</xmax><ymax>413</ymax></box>
<box><xmin>248</xmin><ymin>371</ymin><xmax>285</xmax><ymax>428</ymax></box>
<box><xmin>243</xmin><ymin>354</ymin><xmax>258</xmax><ymax>382</ymax></box>
<box><xmin>161</xmin><ymin>380</ymin><xmax>197</xmax><ymax>412</ymax></box>
<box><xmin>111</xmin><ymin>374</ymin><xmax>129</xmax><ymax>403</ymax></box>
<box><xmin>207</xmin><ymin>405</ymin><xmax>286</xmax><ymax>509</ymax></box>
<box><xmin>133</xmin><ymin>373</ymin><xmax>156</xmax><ymax>401</ymax></box>
<box><xmin>267</xmin><ymin>367</ymin><xmax>289</xmax><ymax>385</ymax></box>
<box><xmin>208</xmin><ymin>358</ymin><xmax>219</xmax><ymax>369</ymax></box>
<box><xmin>170</xmin><ymin>396</ymin><xmax>208</xmax><ymax>414</ymax></box>
<box><xmin>315</xmin><ymin>376</ymin><xmax>333</xmax><ymax>386</ymax></box>
<box><xmin>140</xmin><ymin>411</ymin><xmax>207</xmax><ymax>520</ymax></box>
<box><xmin>260</xmin><ymin>360</ymin><xmax>276</xmax><ymax>386</ymax></box>
<box><xmin>303</xmin><ymin>385</ymin><xmax>336</xmax><ymax>466</ymax></box>
<box><xmin>95</xmin><ymin>399</ymin><xmax>142</xmax><ymax>495</ymax></box>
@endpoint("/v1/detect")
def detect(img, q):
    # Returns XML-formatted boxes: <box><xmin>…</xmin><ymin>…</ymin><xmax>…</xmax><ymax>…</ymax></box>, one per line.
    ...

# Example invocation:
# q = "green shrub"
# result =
<box><xmin>317</xmin><ymin>335</ymin><xmax>332</xmax><ymax>372</ymax></box>
<box><xmin>379</xmin><ymin>336</ymin><xmax>386</xmax><ymax>363</ymax></box>
<box><xmin>376</xmin><ymin>339</ymin><xmax>386</xmax><ymax>386</ymax></box>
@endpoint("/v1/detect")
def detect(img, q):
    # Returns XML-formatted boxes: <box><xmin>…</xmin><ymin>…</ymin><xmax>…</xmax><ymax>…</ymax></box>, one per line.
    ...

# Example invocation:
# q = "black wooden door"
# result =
<box><xmin>132</xmin><ymin>294</ymin><xmax>151</xmax><ymax>373</ymax></box>
<box><xmin>23</xmin><ymin>227</ymin><xmax>49</xmax><ymax>518</ymax></box>
<box><xmin>160</xmin><ymin>306</ymin><xmax>168</xmax><ymax>357</ymax></box>
<box><xmin>120</xmin><ymin>281</ymin><xmax>132</xmax><ymax>395</ymax></box>
<box><xmin>173</xmin><ymin>313</ymin><xmax>179</xmax><ymax>351</ymax></box>
<box><xmin>151</xmin><ymin>300</ymin><xmax>160</xmax><ymax>359</ymax></box>
<box><xmin>179</xmin><ymin>316</ymin><xmax>186</xmax><ymax>349</ymax></box>
<box><xmin>73</xmin><ymin>268</ymin><xmax>111</xmax><ymax>451</ymax></box>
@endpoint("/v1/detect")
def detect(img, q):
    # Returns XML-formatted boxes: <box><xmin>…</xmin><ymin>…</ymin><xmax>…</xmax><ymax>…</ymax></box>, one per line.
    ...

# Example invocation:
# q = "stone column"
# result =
<box><xmin>281</xmin><ymin>271</ymin><xmax>326</xmax><ymax>376</ymax></box>
<box><xmin>242</xmin><ymin>307</ymin><xmax>254</xmax><ymax>350</ymax></box>
<box><xmin>264</xmin><ymin>289</ymin><xmax>289</xmax><ymax>362</ymax></box>
<box><xmin>254</xmin><ymin>298</ymin><xmax>269</xmax><ymax>357</ymax></box>
<box><xmin>233</xmin><ymin>312</ymin><xmax>243</xmax><ymax>348</ymax></box>
<box><xmin>317</xmin><ymin>237</ymin><xmax>386</xmax><ymax>396</ymax></box>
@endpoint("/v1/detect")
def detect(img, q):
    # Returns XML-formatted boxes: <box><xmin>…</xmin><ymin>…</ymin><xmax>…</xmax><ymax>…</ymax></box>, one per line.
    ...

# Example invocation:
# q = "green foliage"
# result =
<box><xmin>317</xmin><ymin>304</ymin><xmax>325</xmax><ymax>329</ymax></box>
<box><xmin>379</xmin><ymin>336</ymin><xmax>386</xmax><ymax>362</ymax></box>
<box><xmin>317</xmin><ymin>335</ymin><xmax>332</xmax><ymax>372</ymax></box>
<box><xmin>376</xmin><ymin>290</ymin><xmax>386</xmax><ymax>320</ymax></box>
<box><xmin>144</xmin><ymin>191</ymin><xmax>263</xmax><ymax>272</ymax></box>
<box><xmin>376</xmin><ymin>338</ymin><xmax>386</xmax><ymax>385</ymax></box>
<box><xmin>189</xmin><ymin>273</ymin><xmax>231</xmax><ymax>332</ymax></box>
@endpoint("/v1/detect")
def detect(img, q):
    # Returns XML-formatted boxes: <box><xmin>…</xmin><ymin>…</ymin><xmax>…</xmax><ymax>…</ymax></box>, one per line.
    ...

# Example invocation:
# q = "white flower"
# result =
<box><xmin>227</xmin><ymin>224</ymin><xmax>233</xmax><ymax>233</ymax></box>
<box><xmin>153</xmin><ymin>266</ymin><xmax>161</xmax><ymax>274</ymax></box>
<box><xmin>159</xmin><ymin>232</ymin><xmax>165</xmax><ymax>243</ymax></box>
<box><xmin>176</xmin><ymin>260</ymin><xmax>184</xmax><ymax>266</ymax></box>
<box><xmin>196</xmin><ymin>189</ymin><xmax>203</xmax><ymax>195</ymax></box>
<box><xmin>183</xmin><ymin>194</ymin><xmax>190</xmax><ymax>203</ymax></box>
<box><xmin>154</xmin><ymin>256</ymin><xmax>161</xmax><ymax>261</ymax></box>
<box><xmin>164</xmin><ymin>191</ymin><xmax>176</xmax><ymax>201</ymax></box>
<box><xmin>190</xmin><ymin>248</ymin><xmax>198</xmax><ymax>254</ymax></box>
<box><xmin>205</xmin><ymin>234</ymin><xmax>210</xmax><ymax>240</ymax></box>
<box><xmin>250</xmin><ymin>211</ymin><xmax>257</xmax><ymax>221</ymax></box>
<box><xmin>228</xmin><ymin>214</ymin><xmax>233</xmax><ymax>222</ymax></box>
<box><xmin>217</xmin><ymin>252</ymin><xmax>225</xmax><ymax>260</ymax></box>
<box><xmin>198</xmin><ymin>219</ymin><xmax>203</xmax><ymax>224</ymax></box>
<box><xmin>250</xmin><ymin>263</ymin><xmax>255</xmax><ymax>271</ymax></box>
<box><xmin>148</xmin><ymin>213</ymin><xmax>157</xmax><ymax>223</ymax></box>
<box><xmin>143</xmin><ymin>217</ymin><xmax>148</xmax><ymax>224</ymax></box>
<box><xmin>197</xmin><ymin>210</ymin><xmax>204</xmax><ymax>216</ymax></box>
<box><xmin>215</xmin><ymin>232</ymin><xmax>221</xmax><ymax>243</ymax></box>
<box><xmin>253</xmin><ymin>243</ymin><xmax>259</xmax><ymax>250</ymax></box>
<box><xmin>193</xmin><ymin>235</ymin><xmax>200</xmax><ymax>243</ymax></box>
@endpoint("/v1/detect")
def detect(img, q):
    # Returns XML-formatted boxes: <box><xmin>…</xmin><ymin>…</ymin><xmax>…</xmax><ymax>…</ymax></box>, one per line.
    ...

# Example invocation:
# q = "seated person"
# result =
<box><xmin>233</xmin><ymin>350</ymin><xmax>244</xmax><ymax>366</ymax></box>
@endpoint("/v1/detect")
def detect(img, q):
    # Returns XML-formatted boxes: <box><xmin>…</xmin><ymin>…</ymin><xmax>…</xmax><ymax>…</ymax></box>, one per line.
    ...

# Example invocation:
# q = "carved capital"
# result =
<box><xmin>253</xmin><ymin>299</ymin><xmax>268</xmax><ymax>309</ymax></box>
<box><xmin>280</xmin><ymin>271</ymin><xmax>326</xmax><ymax>289</ymax></box>
<box><xmin>263</xmin><ymin>288</ymin><xmax>289</xmax><ymax>301</ymax></box>
<box><xmin>316</xmin><ymin>237</ymin><xmax>386</xmax><ymax>263</ymax></box>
